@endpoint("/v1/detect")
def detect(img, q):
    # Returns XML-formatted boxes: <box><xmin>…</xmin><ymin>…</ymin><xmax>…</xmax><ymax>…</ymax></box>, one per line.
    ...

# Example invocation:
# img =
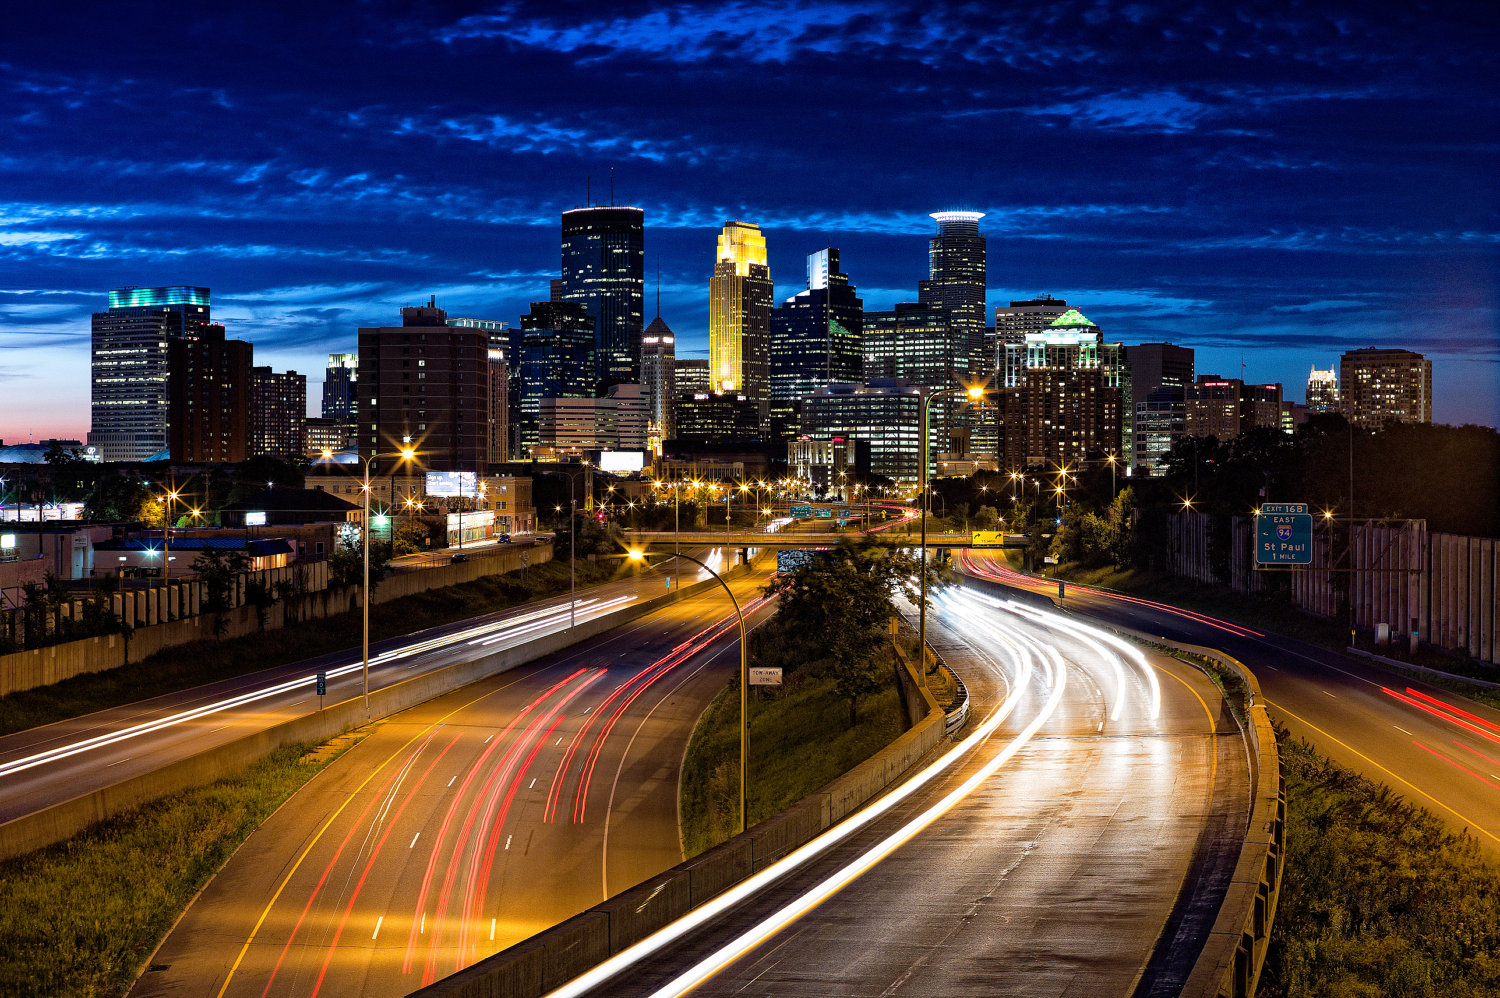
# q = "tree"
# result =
<box><xmin>762</xmin><ymin>539</ymin><xmax>927</xmax><ymax>724</ymax></box>
<box><xmin>194</xmin><ymin>548</ymin><xmax>250</xmax><ymax>613</ymax></box>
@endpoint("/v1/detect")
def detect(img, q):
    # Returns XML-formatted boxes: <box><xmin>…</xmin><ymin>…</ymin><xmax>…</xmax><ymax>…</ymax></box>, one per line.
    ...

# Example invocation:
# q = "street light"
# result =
<box><xmin>362</xmin><ymin>444</ymin><xmax>416</xmax><ymax>710</ymax></box>
<box><xmin>628</xmin><ymin>547</ymin><xmax>750</xmax><ymax>833</ymax></box>
<box><xmin>918</xmin><ymin>383</ymin><xmax>984</xmax><ymax>687</ymax></box>
<box><xmin>1107</xmin><ymin>452</ymin><xmax>1118</xmax><ymax>498</ymax></box>
<box><xmin>160</xmin><ymin>488</ymin><xmax>181</xmax><ymax>607</ymax></box>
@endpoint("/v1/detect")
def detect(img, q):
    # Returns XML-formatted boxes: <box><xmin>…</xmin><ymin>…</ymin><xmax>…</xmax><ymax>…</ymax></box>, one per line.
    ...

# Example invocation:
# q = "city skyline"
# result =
<box><xmin>2</xmin><ymin>1</ymin><xmax>1497</xmax><ymax>439</ymax></box>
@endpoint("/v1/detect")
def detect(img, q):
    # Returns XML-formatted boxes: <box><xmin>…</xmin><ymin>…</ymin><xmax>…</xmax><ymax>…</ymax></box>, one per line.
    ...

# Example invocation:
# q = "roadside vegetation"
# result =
<box><xmin>680</xmin><ymin>539</ymin><xmax>929</xmax><ymax>855</ymax></box>
<box><xmin>1260</xmin><ymin>731</ymin><xmax>1500</xmax><ymax>997</ymax></box>
<box><xmin>0</xmin><ymin>732</ymin><xmax>363</xmax><ymax>998</ymax></box>
<box><xmin>0</xmin><ymin>555</ymin><xmax>622</xmax><ymax>737</ymax></box>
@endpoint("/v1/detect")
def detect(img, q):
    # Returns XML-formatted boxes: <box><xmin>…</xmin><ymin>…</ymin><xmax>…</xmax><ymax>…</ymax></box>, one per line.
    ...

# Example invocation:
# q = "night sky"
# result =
<box><xmin>2</xmin><ymin>1</ymin><xmax>1496</xmax><ymax>441</ymax></box>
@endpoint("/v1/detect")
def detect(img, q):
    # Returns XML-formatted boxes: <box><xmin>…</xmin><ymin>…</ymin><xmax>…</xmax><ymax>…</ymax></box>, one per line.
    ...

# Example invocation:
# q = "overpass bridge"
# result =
<box><xmin>620</xmin><ymin>529</ymin><xmax>1029</xmax><ymax>550</ymax></box>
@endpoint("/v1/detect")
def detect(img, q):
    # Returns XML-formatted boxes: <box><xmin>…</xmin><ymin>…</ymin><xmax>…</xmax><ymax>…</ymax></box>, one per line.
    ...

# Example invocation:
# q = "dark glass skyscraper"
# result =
<box><xmin>770</xmin><ymin>248</ymin><xmax>864</xmax><ymax>406</ymax></box>
<box><xmin>918</xmin><ymin>211</ymin><xmax>987</xmax><ymax>378</ymax></box>
<box><xmin>558</xmin><ymin>206</ymin><xmax>644</xmax><ymax>386</ymax></box>
<box><xmin>517</xmin><ymin>300</ymin><xmax>596</xmax><ymax>454</ymax></box>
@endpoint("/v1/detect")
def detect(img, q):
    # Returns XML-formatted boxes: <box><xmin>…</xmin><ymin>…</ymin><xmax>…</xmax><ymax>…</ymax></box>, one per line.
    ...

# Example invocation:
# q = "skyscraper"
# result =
<box><xmin>770</xmin><ymin>248</ymin><xmax>863</xmax><ymax>433</ymax></box>
<box><xmin>1306</xmin><ymin>365</ymin><xmax>1339</xmax><ymax>412</ymax></box>
<box><xmin>1123</xmin><ymin>342</ymin><xmax>1194</xmax><ymax>470</ymax></box>
<box><xmin>322</xmin><ymin>353</ymin><xmax>358</xmax><ymax>421</ymax></box>
<box><xmin>708</xmin><ymin>221</ymin><xmax>772</xmax><ymax>423</ymax></box>
<box><xmin>558</xmin><ymin>206</ymin><xmax>644</xmax><ymax>385</ymax></box>
<box><xmin>168</xmin><ymin>322</ymin><xmax>252</xmax><ymax>463</ymax></box>
<box><xmin>641</xmin><ymin>317</ymin><xmax>675</xmax><ymax>447</ymax></box>
<box><xmin>918</xmin><ymin>211</ymin><xmax>987</xmax><ymax>378</ymax></box>
<box><xmin>863</xmin><ymin>303</ymin><xmax>961</xmax><ymax>387</ymax></box>
<box><xmin>448</xmin><ymin>316</ymin><xmax>513</xmax><ymax>466</ymax></box>
<box><xmin>517</xmin><ymin>300</ymin><xmax>596</xmax><ymax>455</ymax></box>
<box><xmin>1339</xmin><ymin>348</ymin><xmax>1432</xmax><ymax>427</ymax></box>
<box><xmin>357</xmin><ymin>298</ymin><xmax>488</xmax><ymax>473</ymax></box>
<box><xmin>89</xmin><ymin>286</ymin><xmax>213</xmax><ymax>462</ymax></box>
<box><xmin>673</xmin><ymin>358</ymin><xmax>710</xmax><ymax>399</ymax></box>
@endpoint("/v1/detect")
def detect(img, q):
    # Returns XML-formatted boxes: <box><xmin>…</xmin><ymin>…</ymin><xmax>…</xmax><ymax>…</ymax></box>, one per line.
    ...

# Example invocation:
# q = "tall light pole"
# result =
<box><xmin>363</xmin><ymin>445</ymin><xmax>416</xmax><ymax>710</ymax></box>
<box><xmin>160</xmin><ymin>488</ymin><xmax>180</xmax><ymax>610</ymax></box>
<box><xmin>1107</xmin><ymin>452</ymin><xmax>1118</xmax><ymax>499</ymax></box>
<box><xmin>628</xmin><ymin>547</ymin><xmax>750</xmax><ymax>833</ymax></box>
<box><xmin>919</xmin><ymin>384</ymin><xmax>983</xmax><ymax>687</ymax></box>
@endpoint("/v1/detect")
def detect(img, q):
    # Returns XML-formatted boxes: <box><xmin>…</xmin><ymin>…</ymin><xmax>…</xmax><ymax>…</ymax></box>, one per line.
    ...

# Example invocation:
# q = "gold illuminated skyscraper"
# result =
<box><xmin>708</xmin><ymin>221</ymin><xmax>772</xmax><ymax>426</ymax></box>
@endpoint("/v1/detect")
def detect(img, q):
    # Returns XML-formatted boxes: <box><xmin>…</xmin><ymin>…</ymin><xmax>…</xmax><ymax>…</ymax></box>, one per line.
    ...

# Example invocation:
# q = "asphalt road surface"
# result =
<box><xmin>957</xmin><ymin>550</ymin><xmax>1500</xmax><ymax>853</ymax></box>
<box><xmin>130</xmin><ymin>561</ymin><xmax>776</xmax><ymax>998</ymax></box>
<box><xmin>0</xmin><ymin>548</ymin><xmax>739</xmax><ymax>833</ymax></box>
<box><xmin>549</xmin><ymin>585</ymin><xmax>1248</xmax><ymax>998</ymax></box>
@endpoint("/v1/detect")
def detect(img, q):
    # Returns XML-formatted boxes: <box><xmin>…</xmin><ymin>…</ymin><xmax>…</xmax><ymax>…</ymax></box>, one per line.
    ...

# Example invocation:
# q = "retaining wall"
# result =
<box><xmin>409</xmin><ymin>629</ymin><xmax>947</xmax><ymax>998</ymax></box>
<box><xmin>0</xmin><ymin>556</ymin><xmax>714</xmax><ymax>863</ymax></box>
<box><xmin>0</xmin><ymin>545</ymin><xmax>552</xmax><ymax>696</ymax></box>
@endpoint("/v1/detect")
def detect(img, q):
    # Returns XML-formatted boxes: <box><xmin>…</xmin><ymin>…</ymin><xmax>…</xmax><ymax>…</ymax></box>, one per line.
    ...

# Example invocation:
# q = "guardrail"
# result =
<box><xmin>944</xmin><ymin>667</ymin><xmax>970</xmax><ymax>738</ymax></box>
<box><xmin>411</xmin><ymin>623</ymin><xmax>949</xmax><ymax>997</ymax></box>
<box><xmin>0</xmin><ymin>564</ymin><xmax>755</xmax><ymax>863</ymax></box>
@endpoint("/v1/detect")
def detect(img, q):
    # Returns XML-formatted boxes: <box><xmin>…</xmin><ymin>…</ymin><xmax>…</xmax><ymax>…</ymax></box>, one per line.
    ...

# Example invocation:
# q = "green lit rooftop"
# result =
<box><xmin>1047</xmin><ymin>308</ymin><xmax>1097</xmax><ymax>328</ymax></box>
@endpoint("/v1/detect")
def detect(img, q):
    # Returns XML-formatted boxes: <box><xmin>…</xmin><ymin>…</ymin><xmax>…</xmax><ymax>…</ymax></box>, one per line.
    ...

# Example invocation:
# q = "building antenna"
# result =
<box><xmin>656</xmin><ymin>254</ymin><xmax>661</xmax><ymax>318</ymax></box>
<box><xmin>610</xmin><ymin>166</ymin><xmax>615</xmax><ymax>207</ymax></box>
<box><xmin>586</xmin><ymin>175</ymin><xmax>591</xmax><ymax>207</ymax></box>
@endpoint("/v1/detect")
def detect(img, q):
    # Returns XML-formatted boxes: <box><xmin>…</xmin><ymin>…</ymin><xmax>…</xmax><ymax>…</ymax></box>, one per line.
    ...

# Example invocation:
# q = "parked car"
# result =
<box><xmin>450</xmin><ymin>552</ymin><xmax>469</xmax><ymax>563</ymax></box>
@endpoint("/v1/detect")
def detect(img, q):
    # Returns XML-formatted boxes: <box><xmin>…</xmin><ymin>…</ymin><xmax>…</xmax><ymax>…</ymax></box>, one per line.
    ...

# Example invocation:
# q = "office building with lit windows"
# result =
<box><xmin>168</xmin><ymin>322</ymin><xmax>252</xmax><ymax>463</ymax></box>
<box><xmin>322</xmin><ymin>352</ymin><xmax>358</xmax><ymax>421</ymax></box>
<box><xmin>357</xmin><ymin>298</ymin><xmax>488</xmax><ymax>473</ymax></box>
<box><xmin>1306</xmin><ymin>365</ymin><xmax>1339</xmax><ymax>412</ymax></box>
<box><xmin>558</xmin><ymin>206</ymin><xmax>644</xmax><ymax>384</ymax></box>
<box><xmin>1339</xmin><ymin>347</ymin><xmax>1430</xmax><ymax>427</ymax></box>
<box><xmin>673</xmin><ymin>358</ymin><xmax>710</xmax><ymax>398</ymax></box>
<box><xmin>516</xmin><ymin>300</ymin><xmax>596</xmax><ymax>455</ymax></box>
<box><xmin>89</xmin><ymin>286</ymin><xmax>213</xmax><ymax>462</ymax></box>
<box><xmin>770</xmin><ymin>248</ymin><xmax>863</xmax><ymax>435</ymax></box>
<box><xmin>918</xmin><ymin>211</ymin><xmax>987</xmax><ymax>377</ymax></box>
<box><xmin>641</xmin><ymin>317</ymin><xmax>675</xmax><ymax>447</ymax></box>
<box><xmin>708</xmin><ymin>221</ymin><xmax>773</xmax><ymax>420</ymax></box>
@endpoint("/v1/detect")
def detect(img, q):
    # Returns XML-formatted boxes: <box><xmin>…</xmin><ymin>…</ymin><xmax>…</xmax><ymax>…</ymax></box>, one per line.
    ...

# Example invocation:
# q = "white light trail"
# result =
<box><xmin>542</xmin><ymin>602</ymin><xmax>1049</xmax><ymax>998</ymax></box>
<box><xmin>0</xmin><ymin>595</ymin><xmax>634</xmax><ymax>780</ymax></box>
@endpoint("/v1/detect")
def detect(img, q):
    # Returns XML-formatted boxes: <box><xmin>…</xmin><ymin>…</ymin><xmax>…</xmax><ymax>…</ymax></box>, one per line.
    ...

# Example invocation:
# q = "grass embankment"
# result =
<box><xmin>0</xmin><ymin>732</ymin><xmax>364</xmax><ymax>998</ymax></box>
<box><xmin>0</xmin><ymin>558</ymin><xmax>622</xmax><ymax>737</ymax></box>
<box><xmin>1261</xmin><ymin>732</ymin><xmax>1500</xmax><ymax>997</ymax></box>
<box><xmin>680</xmin><ymin>662</ymin><xmax>908</xmax><ymax>857</ymax></box>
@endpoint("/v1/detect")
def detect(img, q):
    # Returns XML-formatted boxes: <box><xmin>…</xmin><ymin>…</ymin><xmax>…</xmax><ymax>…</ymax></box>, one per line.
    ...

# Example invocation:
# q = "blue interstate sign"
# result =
<box><xmin>1256</xmin><ymin>505</ymin><xmax>1312</xmax><ymax>565</ymax></box>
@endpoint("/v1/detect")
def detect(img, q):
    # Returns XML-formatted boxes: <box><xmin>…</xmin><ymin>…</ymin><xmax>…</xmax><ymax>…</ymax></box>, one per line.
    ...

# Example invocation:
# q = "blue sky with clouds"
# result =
<box><xmin>2</xmin><ymin>0</ymin><xmax>1496</xmax><ymax>440</ymax></box>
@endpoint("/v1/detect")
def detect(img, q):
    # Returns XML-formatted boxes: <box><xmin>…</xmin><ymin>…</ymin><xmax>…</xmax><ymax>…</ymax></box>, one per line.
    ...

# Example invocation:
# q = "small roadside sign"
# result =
<box><xmin>749</xmin><ymin>667</ymin><xmax>782</xmax><ymax>686</ymax></box>
<box><xmin>1256</xmin><ymin>503</ymin><xmax>1313</xmax><ymax>566</ymax></box>
<box><xmin>888</xmin><ymin>616</ymin><xmax>900</xmax><ymax>636</ymax></box>
<box><xmin>971</xmin><ymin>530</ymin><xmax>1006</xmax><ymax>547</ymax></box>
<box><xmin>316</xmin><ymin>671</ymin><xmax>326</xmax><ymax>696</ymax></box>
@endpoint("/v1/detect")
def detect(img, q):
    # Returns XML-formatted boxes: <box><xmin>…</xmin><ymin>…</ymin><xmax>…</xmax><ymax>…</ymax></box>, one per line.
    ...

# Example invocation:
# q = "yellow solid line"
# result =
<box><xmin>1265</xmin><ymin>697</ymin><xmax>1500</xmax><ymax>847</ymax></box>
<box><xmin>215</xmin><ymin>677</ymin><xmax>547</xmax><ymax>997</ymax></box>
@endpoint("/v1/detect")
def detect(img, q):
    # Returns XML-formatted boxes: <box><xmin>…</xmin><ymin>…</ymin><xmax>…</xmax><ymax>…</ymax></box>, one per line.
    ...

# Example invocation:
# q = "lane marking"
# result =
<box><xmin>556</xmin><ymin>736</ymin><xmax>563</xmax><ymax>745</ymax></box>
<box><xmin>1267</xmin><ymin>698</ymin><xmax>1500</xmax><ymax>846</ymax></box>
<box><xmin>505</xmin><ymin>834</ymin><xmax>512</xmax><ymax>850</ymax></box>
<box><xmin>1394</xmin><ymin>725</ymin><xmax>1412</xmax><ymax>736</ymax></box>
<box><xmin>1322</xmin><ymin>690</ymin><xmax>1337</xmax><ymax>698</ymax></box>
<box><xmin>1412</xmin><ymin>740</ymin><xmax>1500</xmax><ymax>791</ymax></box>
<box><xmin>409</xmin><ymin>833</ymin><xmax>420</xmax><ymax>849</ymax></box>
<box><xmin>447</xmin><ymin>775</ymin><xmax>457</xmax><ymax>787</ymax></box>
<box><xmin>485</xmin><ymin>733</ymin><xmax>495</xmax><ymax>744</ymax></box>
<box><xmin>372</xmin><ymin>915</ymin><xmax>383</xmax><ymax>941</ymax></box>
<box><xmin>529</xmin><ymin>778</ymin><xmax>537</xmax><ymax>789</ymax></box>
<box><xmin>491</xmin><ymin>918</ymin><xmax>496</xmax><ymax>941</ymax></box>
<box><xmin>106</xmin><ymin>757</ymin><xmax>132</xmax><ymax>767</ymax></box>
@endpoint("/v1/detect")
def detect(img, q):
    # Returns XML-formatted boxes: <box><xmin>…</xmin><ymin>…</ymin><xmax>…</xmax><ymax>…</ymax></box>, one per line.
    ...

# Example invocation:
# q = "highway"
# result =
<box><xmin>129</xmin><ymin>558</ymin><xmax>777</xmax><ymax>998</ymax></box>
<box><xmin>540</xmin><ymin>585</ymin><xmax>1248</xmax><ymax>998</ymax></box>
<box><xmin>957</xmin><ymin>549</ymin><xmax>1500</xmax><ymax>852</ymax></box>
<box><xmin>0</xmin><ymin>548</ymin><xmax>739</xmax><ymax>835</ymax></box>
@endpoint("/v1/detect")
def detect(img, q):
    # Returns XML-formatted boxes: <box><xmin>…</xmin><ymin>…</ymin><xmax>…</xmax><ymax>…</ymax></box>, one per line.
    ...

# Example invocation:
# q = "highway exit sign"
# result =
<box><xmin>971</xmin><ymin>531</ymin><xmax>1006</xmax><ymax>547</ymax></box>
<box><xmin>1256</xmin><ymin>503</ymin><xmax>1312</xmax><ymax>566</ymax></box>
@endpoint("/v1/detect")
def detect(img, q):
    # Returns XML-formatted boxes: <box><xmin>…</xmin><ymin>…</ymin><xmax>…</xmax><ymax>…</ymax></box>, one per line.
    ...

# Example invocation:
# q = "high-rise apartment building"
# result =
<box><xmin>357</xmin><ymin>298</ymin><xmax>488</xmax><ymax>473</ymax></box>
<box><xmin>918</xmin><ymin>211</ymin><xmax>987</xmax><ymax>377</ymax></box>
<box><xmin>322</xmin><ymin>353</ymin><xmax>358</xmax><ymax>420</ymax></box>
<box><xmin>708</xmin><ymin>221</ymin><xmax>772</xmax><ymax>422</ymax></box>
<box><xmin>517</xmin><ymin>301</ymin><xmax>596</xmax><ymax>455</ymax></box>
<box><xmin>1339</xmin><ymin>348</ymin><xmax>1431</xmax><ymax>427</ymax></box>
<box><xmin>770</xmin><ymin>248</ymin><xmax>863</xmax><ymax>427</ymax></box>
<box><xmin>89</xmin><ymin>286</ymin><xmax>213</xmax><ymax>462</ymax></box>
<box><xmin>1123</xmin><ymin>343</ymin><xmax>1193</xmax><ymax>471</ymax></box>
<box><xmin>448</xmin><ymin>317</ymin><xmax>513</xmax><ymax>467</ymax></box>
<box><xmin>168</xmin><ymin>322</ymin><xmax>252</xmax><ymax>463</ymax></box>
<box><xmin>641</xmin><ymin>318</ymin><xmax>675</xmax><ymax>447</ymax></box>
<box><xmin>1000</xmin><ymin>309</ymin><xmax>1129</xmax><ymax>470</ymax></box>
<box><xmin>1306</xmin><ymin>365</ymin><xmax>1339</xmax><ymax>412</ymax></box>
<box><xmin>558</xmin><ymin>206</ymin><xmax>644</xmax><ymax>385</ymax></box>
<box><xmin>251</xmin><ymin>367</ymin><xmax>308</xmax><ymax>459</ymax></box>
<box><xmin>995</xmin><ymin>297</ymin><xmax>1069</xmax><ymax>346</ymax></box>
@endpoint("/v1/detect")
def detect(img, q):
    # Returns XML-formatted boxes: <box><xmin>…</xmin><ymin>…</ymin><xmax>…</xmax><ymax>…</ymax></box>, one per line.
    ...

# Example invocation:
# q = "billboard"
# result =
<box><xmin>597</xmin><ymin>450</ymin><xmax>645</xmax><ymax>474</ymax></box>
<box><xmin>426</xmin><ymin>471</ymin><xmax>477</xmax><ymax>497</ymax></box>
